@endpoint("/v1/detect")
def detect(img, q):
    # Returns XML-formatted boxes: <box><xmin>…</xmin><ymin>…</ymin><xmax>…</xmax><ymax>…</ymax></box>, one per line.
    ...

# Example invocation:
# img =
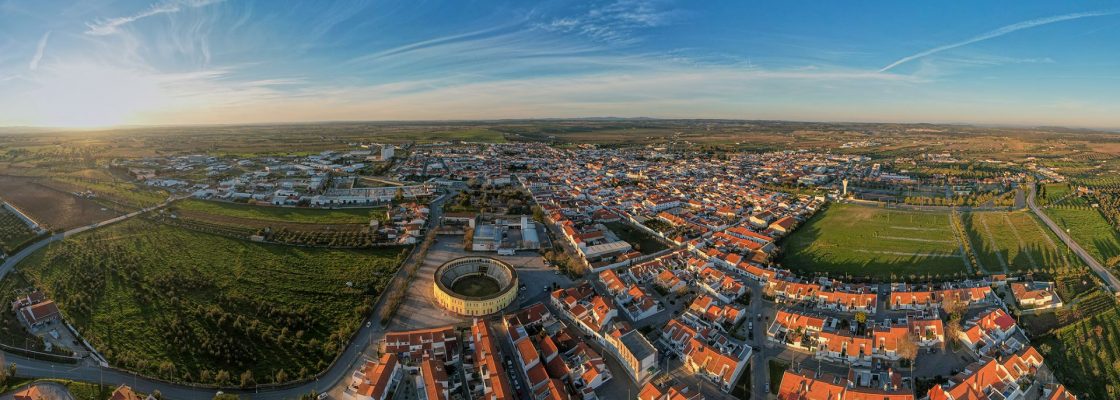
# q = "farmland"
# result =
<box><xmin>174</xmin><ymin>199</ymin><xmax>383</xmax><ymax>224</ymax></box>
<box><xmin>0</xmin><ymin>176</ymin><xmax>120</xmax><ymax>231</ymax></box>
<box><xmin>0</xmin><ymin>204</ymin><xmax>39</xmax><ymax>254</ymax></box>
<box><xmin>165</xmin><ymin>200</ymin><xmax>389</xmax><ymax>247</ymax></box>
<box><xmin>43</xmin><ymin>177</ymin><xmax>168</xmax><ymax>210</ymax></box>
<box><xmin>10</xmin><ymin>218</ymin><xmax>408</xmax><ymax>385</ymax></box>
<box><xmin>1037</xmin><ymin>305</ymin><xmax>1120</xmax><ymax>400</ymax></box>
<box><xmin>1043</xmin><ymin>206</ymin><xmax>1120</xmax><ymax>268</ymax></box>
<box><xmin>779</xmin><ymin>203</ymin><xmax>969</xmax><ymax>280</ymax></box>
<box><xmin>962</xmin><ymin>211</ymin><xmax>1081</xmax><ymax>273</ymax></box>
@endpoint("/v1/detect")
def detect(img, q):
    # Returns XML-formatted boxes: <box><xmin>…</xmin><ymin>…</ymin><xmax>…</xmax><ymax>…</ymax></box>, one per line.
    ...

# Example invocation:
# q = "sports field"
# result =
<box><xmin>963</xmin><ymin>211</ymin><xmax>1080</xmax><ymax>273</ymax></box>
<box><xmin>780</xmin><ymin>203</ymin><xmax>969</xmax><ymax>279</ymax></box>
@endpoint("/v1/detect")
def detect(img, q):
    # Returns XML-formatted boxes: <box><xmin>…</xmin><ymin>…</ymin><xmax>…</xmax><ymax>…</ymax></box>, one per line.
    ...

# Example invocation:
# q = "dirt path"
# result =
<box><xmin>854</xmin><ymin>249</ymin><xmax>963</xmax><ymax>258</ymax></box>
<box><xmin>873</xmin><ymin>235</ymin><xmax>955</xmax><ymax>243</ymax></box>
<box><xmin>887</xmin><ymin>226</ymin><xmax>948</xmax><ymax>231</ymax></box>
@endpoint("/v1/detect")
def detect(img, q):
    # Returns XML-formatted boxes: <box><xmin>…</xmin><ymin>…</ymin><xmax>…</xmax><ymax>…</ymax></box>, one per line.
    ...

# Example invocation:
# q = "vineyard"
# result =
<box><xmin>174</xmin><ymin>199</ymin><xmax>385</xmax><ymax>224</ymax></box>
<box><xmin>1020</xmin><ymin>271</ymin><xmax>1107</xmax><ymax>336</ymax></box>
<box><xmin>1037</xmin><ymin>304</ymin><xmax>1120</xmax><ymax>400</ymax></box>
<box><xmin>1043</xmin><ymin>206</ymin><xmax>1120</xmax><ymax>269</ymax></box>
<box><xmin>9</xmin><ymin>219</ymin><xmax>408</xmax><ymax>386</ymax></box>
<box><xmin>0</xmin><ymin>205</ymin><xmax>39</xmax><ymax>254</ymax></box>
<box><xmin>154</xmin><ymin>213</ymin><xmax>386</xmax><ymax>248</ymax></box>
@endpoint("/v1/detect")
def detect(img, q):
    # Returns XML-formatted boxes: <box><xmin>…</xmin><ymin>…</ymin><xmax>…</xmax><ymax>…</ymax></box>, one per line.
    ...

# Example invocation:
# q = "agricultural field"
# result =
<box><xmin>9</xmin><ymin>218</ymin><xmax>408</xmax><ymax>385</ymax></box>
<box><xmin>1037</xmin><ymin>305</ymin><xmax>1120</xmax><ymax>400</ymax></box>
<box><xmin>962</xmin><ymin>211</ymin><xmax>1080</xmax><ymax>273</ymax></box>
<box><xmin>166</xmin><ymin>200</ymin><xmax>389</xmax><ymax>247</ymax></box>
<box><xmin>604</xmin><ymin>221</ymin><xmax>669</xmax><ymax>254</ymax></box>
<box><xmin>0</xmin><ymin>204</ymin><xmax>40</xmax><ymax>255</ymax></box>
<box><xmin>43</xmin><ymin>177</ymin><xmax>168</xmax><ymax>210</ymax></box>
<box><xmin>174</xmin><ymin>199</ymin><xmax>384</xmax><ymax>224</ymax></box>
<box><xmin>0</xmin><ymin>176</ymin><xmax>120</xmax><ymax>231</ymax></box>
<box><xmin>779</xmin><ymin>203</ymin><xmax>969</xmax><ymax>280</ymax></box>
<box><xmin>1043</xmin><ymin>207</ymin><xmax>1120</xmax><ymax>268</ymax></box>
<box><xmin>1040</xmin><ymin>183</ymin><xmax>1072</xmax><ymax>204</ymax></box>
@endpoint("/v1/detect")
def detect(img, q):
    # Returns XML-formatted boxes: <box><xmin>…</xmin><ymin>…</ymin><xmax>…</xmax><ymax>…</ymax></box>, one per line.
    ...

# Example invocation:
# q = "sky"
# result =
<box><xmin>0</xmin><ymin>0</ymin><xmax>1118</xmax><ymax>129</ymax></box>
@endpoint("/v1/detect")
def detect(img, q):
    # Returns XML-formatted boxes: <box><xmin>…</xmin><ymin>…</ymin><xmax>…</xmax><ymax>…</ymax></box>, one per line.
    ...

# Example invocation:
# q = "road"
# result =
<box><xmin>1026</xmin><ymin>184</ymin><xmax>1120</xmax><ymax>294</ymax></box>
<box><xmin>0</xmin><ymin>197</ymin><xmax>181</xmax><ymax>276</ymax></box>
<box><xmin>0</xmin><ymin>191</ymin><xmax>455</xmax><ymax>400</ymax></box>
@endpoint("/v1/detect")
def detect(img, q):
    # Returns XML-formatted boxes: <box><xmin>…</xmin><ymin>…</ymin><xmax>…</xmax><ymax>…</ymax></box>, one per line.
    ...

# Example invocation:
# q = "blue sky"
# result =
<box><xmin>1</xmin><ymin>0</ymin><xmax>1118</xmax><ymax>128</ymax></box>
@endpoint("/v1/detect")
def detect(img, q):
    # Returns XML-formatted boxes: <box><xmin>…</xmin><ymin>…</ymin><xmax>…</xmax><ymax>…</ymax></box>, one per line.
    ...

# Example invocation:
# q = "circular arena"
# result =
<box><xmin>433</xmin><ymin>256</ymin><xmax>518</xmax><ymax>316</ymax></box>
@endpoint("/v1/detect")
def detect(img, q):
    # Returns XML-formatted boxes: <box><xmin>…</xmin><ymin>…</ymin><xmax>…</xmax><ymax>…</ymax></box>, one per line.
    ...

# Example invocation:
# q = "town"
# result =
<box><xmin>3</xmin><ymin>121</ymin><xmax>1119</xmax><ymax>400</ymax></box>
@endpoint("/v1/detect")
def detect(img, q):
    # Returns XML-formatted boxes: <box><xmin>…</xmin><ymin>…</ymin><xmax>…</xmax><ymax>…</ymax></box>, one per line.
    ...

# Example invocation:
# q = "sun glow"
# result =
<box><xmin>29</xmin><ymin>64</ymin><xmax>167</xmax><ymax>128</ymax></box>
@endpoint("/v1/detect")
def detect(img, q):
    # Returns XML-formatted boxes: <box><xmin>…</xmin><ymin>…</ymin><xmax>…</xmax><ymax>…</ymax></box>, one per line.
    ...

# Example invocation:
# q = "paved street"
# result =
<box><xmin>1027</xmin><ymin>184</ymin><xmax>1120</xmax><ymax>293</ymax></box>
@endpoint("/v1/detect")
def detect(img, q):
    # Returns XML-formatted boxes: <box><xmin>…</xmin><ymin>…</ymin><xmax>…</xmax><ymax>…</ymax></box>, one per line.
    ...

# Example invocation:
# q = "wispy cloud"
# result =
<box><xmin>880</xmin><ymin>10</ymin><xmax>1118</xmax><ymax>72</ymax></box>
<box><xmin>85</xmin><ymin>0</ymin><xmax>224</xmax><ymax>36</ymax></box>
<box><xmin>28</xmin><ymin>31</ymin><xmax>50</xmax><ymax>71</ymax></box>
<box><xmin>536</xmin><ymin>0</ymin><xmax>677</xmax><ymax>44</ymax></box>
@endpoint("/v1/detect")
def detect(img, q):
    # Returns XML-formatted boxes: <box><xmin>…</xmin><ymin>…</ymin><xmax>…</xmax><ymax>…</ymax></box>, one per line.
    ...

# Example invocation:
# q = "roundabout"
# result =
<box><xmin>432</xmin><ymin>256</ymin><xmax>518</xmax><ymax>316</ymax></box>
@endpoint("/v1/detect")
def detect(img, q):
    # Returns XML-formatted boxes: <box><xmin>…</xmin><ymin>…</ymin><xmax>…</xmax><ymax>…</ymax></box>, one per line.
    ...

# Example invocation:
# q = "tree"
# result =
<box><xmin>897</xmin><ymin>332</ymin><xmax>920</xmax><ymax>377</ymax></box>
<box><xmin>275</xmin><ymin>369</ymin><xmax>289</xmax><ymax>384</ymax></box>
<box><xmin>393</xmin><ymin>188</ymin><xmax>404</xmax><ymax>204</ymax></box>
<box><xmin>854</xmin><ymin>311</ymin><xmax>868</xmax><ymax>326</ymax></box>
<box><xmin>240</xmin><ymin>370</ymin><xmax>255</xmax><ymax>388</ymax></box>
<box><xmin>214</xmin><ymin>369</ymin><xmax>231</xmax><ymax>386</ymax></box>
<box><xmin>942</xmin><ymin>297</ymin><xmax>968</xmax><ymax>320</ymax></box>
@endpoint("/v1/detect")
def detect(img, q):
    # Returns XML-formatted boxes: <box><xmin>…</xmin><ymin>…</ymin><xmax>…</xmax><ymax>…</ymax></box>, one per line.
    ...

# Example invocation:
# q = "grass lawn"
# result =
<box><xmin>0</xmin><ymin>205</ymin><xmax>39</xmax><ymax>255</ymax></box>
<box><xmin>9</xmin><ymin>218</ymin><xmax>408</xmax><ymax>386</ymax></box>
<box><xmin>769</xmin><ymin>359</ymin><xmax>789</xmax><ymax>394</ymax></box>
<box><xmin>1044</xmin><ymin>207</ymin><xmax>1120</xmax><ymax>267</ymax></box>
<box><xmin>780</xmin><ymin>203</ymin><xmax>968</xmax><ymax>279</ymax></box>
<box><xmin>1036</xmin><ymin>305</ymin><xmax>1120</xmax><ymax>400</ymax></box>
<box><xmin>176</xmin><ymin>199</ymin><xmax>384</xmax><ymax>224</ymax></box>
<box><xmin>963</xmin><ymin>211</ymin><xmax>1081</xmax><ymax>273</ymax></box>
<box><xmin>604</xmin><ymin>221</ymin><xmax>668</xmax><ymax>254</ymax></box>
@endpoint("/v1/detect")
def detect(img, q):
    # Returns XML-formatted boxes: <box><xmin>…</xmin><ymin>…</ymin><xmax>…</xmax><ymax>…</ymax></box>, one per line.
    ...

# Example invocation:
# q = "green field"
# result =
<box><xmin>176</xmin><ymin>199</ymin><xmax>384</xmax><ymax>224</ymax></box>
<box><xmin>1044</xmin><ymin>207</ymin><xmax>1120</xmax><ymax>267</ymax></box>
<box><xmin>1041</xmin><ymin>183</ymin><xmax>1072</xmax><ymax>205</ymax></box>
<box><xmin>0</xmin><ymin>205</ymin><xmax>39</xmax><ymax>254</ymax></box>
<box><xmin>1037</xmin><ymin>305</ymin><xmax>1120</xmax><ymax>400</ymax></box>
<box><xmin>780</xmin><ymin>203</ymin><xmax>968</xmax><ymax>279</ymax></box>
<box><xmin>963</xmin><ymin>211</ymin><xmax>1080</xmax><ymax>273</ymax></box>
<box><xmin>604</xmin><ymin>221</ymin><xmax>668</xmax><ymax>254</ymax></box>
<box><xmin>9</xmin><ymin>218</ymin><xmax>407</xmax><ymax>385</ymax></box>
